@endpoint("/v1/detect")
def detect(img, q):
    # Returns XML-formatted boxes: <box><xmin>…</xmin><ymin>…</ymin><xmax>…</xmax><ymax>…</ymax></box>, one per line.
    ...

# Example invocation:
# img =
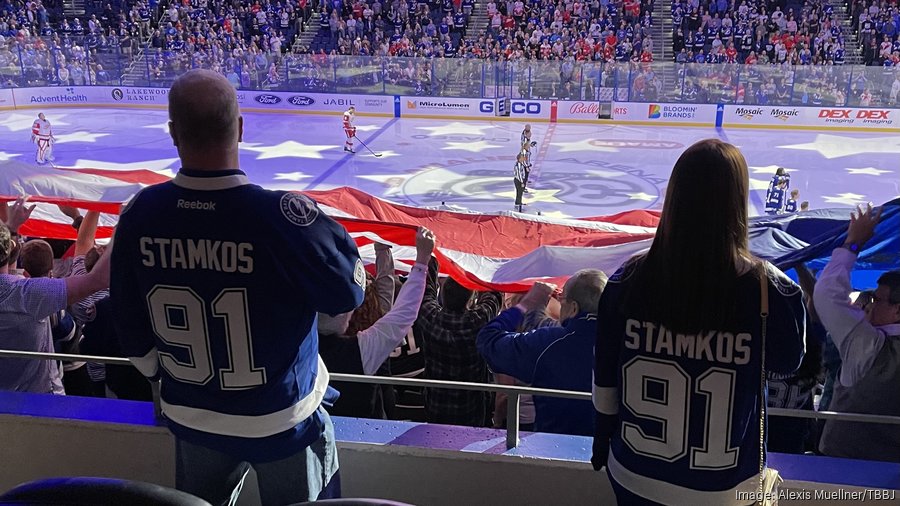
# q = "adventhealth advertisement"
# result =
<box><xmin>723</xmin><ymin>104</ymin><xmax>897</xmax><ymax>129</ymax></box>
<box><xmin>10</xmin><ymin>87</ymin><xmax>395</xmax><ymax>115</ymax></box>
<box><xmin>612</xmin><ymin>102</ymin><xmax>718</xmax><ymax>124</ymax></box>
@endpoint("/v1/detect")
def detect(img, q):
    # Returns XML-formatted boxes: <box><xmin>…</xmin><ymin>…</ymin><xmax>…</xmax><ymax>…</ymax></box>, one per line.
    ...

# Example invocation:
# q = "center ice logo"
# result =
<box><xmin>393</xmin><ymin>157</ymin><xmax>663</xmax><ymax>213</ymax></box>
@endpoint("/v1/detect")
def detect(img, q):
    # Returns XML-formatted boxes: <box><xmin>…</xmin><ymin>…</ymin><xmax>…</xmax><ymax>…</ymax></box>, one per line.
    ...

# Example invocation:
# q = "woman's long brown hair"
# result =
<box><xmin>624</xmin><ymin>139</ymin><xmax>757</xmax><ymax>333</ymax></box>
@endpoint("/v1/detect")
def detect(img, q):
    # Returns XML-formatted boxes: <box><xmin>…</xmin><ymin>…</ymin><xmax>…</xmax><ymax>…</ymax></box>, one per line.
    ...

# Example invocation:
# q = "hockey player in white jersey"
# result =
<box><xmin>31</xmin><ymin>113</ymin><xmax>56</xmax><ymax>165</ymax></box>
<box><xmin>342</xmin><ymin>106</ymin><xmax>356</xmax><ymax>153</ymax></box>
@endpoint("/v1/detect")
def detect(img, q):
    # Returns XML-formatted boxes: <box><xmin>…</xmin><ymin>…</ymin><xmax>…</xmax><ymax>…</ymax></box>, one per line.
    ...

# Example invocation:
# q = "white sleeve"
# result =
<box><xmin>813</xmin><ymin>248</ymin><xmax>886</xmax><ymax>387</ymax></box>
<box><xmin>357</xmin><ymin>262</ymin><xmax>427</xmax><ymax>375</ymax></box>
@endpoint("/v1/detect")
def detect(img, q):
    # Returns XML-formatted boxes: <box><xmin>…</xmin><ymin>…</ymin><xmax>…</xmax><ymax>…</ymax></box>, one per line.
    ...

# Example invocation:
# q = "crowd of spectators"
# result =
<box><xmin>4</xmin><ymin>0</ymin><xmax>899</xmax><ymax>103</ymax></box>
<box><xmin>850</xmin><ymin>0</ymin><xmax>900</xmax><ymax>66</ymax></box>
<box><xmin>0</xmin><ymin>0</ymin><xmax>145</xmax><ymax>86</ymax></box>
<box><xmin>672</xmin><ymin>0</ymin><xmax>847</xmax><ymax>66</ymax></box>
<box><xmin>664</xmin><ymin>0</ymin><xmax>900</xmax><ymax>105</ymax></box>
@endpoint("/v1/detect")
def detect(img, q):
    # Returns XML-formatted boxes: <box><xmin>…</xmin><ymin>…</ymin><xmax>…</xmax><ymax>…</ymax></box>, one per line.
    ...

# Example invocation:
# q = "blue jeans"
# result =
<box><xmin>175</xmin><ymin>409</ymin><xmax>340</xmax><ymax>506</ymax></box>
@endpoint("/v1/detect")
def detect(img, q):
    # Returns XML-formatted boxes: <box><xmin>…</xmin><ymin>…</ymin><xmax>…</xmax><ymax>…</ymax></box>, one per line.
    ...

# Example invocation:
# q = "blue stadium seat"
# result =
<box><xmin>0</xmin><ymin>477</ymin><xmax>211</xmax><ymax>506</ymax></box>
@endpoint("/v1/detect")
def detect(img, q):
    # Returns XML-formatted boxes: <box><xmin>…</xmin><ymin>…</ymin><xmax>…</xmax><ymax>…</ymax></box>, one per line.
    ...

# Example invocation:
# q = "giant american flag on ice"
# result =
<box><xmin>1</xmin><ymin>161</ymin><xmax>897</xmax><ymax>291</ymax></box>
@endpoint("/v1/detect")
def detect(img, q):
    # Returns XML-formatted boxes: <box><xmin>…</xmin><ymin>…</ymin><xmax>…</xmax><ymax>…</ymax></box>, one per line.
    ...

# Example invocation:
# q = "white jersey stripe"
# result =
<box><xmin>161</xmin><ymin>356</ymin><xmax>329</xmax><ymax>438</ymax></box>
<box><xmin>607</xmin><ymin>452</ymin><xmax>759</xmax><ymax>506</ymax></box>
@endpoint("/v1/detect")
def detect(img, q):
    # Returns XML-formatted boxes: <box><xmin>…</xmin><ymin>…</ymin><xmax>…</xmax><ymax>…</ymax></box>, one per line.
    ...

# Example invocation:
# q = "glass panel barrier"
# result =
<box><xmin>2</xmin><ymin>38</ymin><xmax>898</xmax><ymax>111</ymax></box>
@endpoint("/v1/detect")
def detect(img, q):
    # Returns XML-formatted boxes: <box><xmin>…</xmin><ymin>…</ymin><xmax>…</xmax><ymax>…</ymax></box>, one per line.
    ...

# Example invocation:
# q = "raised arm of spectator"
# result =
<box><xmin>357</xmin><ymin>228</ymin><xmax>435</xmax><ymax>375</ymax></box>
<box><xmin>65</xmin><ymin>234</ymin><xmax>112</xmax><ymax>307</ymax></box>
<box><xmin>464</xmin><ymin>288</ymin><xmax>503</xmax><ymax>329</ymax></box>
<box><xmin>65</xmin><ymin>210</ymin><xmax>106</xmax><ymax>323</ymax></box>
<box><xmin>813</xmin><ymin>204</ymin><xmax>887</xmax><ymax>387</ymax></box>
<box><xmin>418</xmin><ymin>255</ymin><xmax>442</xmax><ymax>319</ymax></box>
<box><xmin>476</xmin><ymin>281</ymin><xmax>557</xmax><ymax>383</ymax></box>
<box><xmin>74</xmin><ymin>210</ymin><xmax>100</xmax><ymax>256</ymax></box>
<box><xmin>374</xmin><ymin>241</ymin><xmax>395</xmax><ymax>313</ymax></box>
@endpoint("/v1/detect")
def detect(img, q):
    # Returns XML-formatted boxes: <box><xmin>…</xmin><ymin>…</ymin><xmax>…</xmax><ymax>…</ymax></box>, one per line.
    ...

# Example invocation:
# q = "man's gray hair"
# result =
<box><xmin>564</xmin><ymin>268</ymin><xmax>608</xmax><ymax>314</ymax></box>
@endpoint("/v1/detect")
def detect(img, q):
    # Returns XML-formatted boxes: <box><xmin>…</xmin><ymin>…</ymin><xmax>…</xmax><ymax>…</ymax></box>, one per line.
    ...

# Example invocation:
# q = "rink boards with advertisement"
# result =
<box><xmin>3</xmin><ymin>86</ymin><xmax>898</xmax><ymax>132</ymax></box>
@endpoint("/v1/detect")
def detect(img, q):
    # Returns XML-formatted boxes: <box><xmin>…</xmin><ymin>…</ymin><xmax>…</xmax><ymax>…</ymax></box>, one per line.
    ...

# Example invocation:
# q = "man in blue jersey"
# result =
<box><xmin>111</xmin><ymin>69</ymin><xmax>365</xmax><ymax>506</ymax></box>
<box><xmin>477</xmin><ymin>270</ymin><xmax>607</xmax><ymax>436</ymax></box>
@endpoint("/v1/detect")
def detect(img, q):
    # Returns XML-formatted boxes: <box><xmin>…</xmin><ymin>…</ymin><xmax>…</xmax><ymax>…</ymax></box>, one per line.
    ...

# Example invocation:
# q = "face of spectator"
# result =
<box><xmin>558</xmin><ymin>287</ymin><xmax>578</xmax><ymax>322</ymax></box>
<box><xmin>867</xmin><ymin>285</ymin><xmax>900</xmax><ymax>326</ymax></box>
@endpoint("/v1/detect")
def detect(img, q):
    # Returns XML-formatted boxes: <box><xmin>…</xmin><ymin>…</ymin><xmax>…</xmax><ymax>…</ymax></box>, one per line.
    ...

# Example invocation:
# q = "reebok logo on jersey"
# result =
<box><xmin>280</xmin><ymin>193</ymin><xmax>319</xmax><ymax>227</ymax></box>
<box><xmin>177</xmin><ymin>199</ymin><xmax>217</xmax><ymax>211</ymax></box>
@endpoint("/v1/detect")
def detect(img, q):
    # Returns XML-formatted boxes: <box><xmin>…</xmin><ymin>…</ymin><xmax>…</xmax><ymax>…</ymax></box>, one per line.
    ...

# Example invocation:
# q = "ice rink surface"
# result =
<box><xmin>2</xmin><ymin>108</ymin><xmax>898</xmax><ymax>218</ymax></box>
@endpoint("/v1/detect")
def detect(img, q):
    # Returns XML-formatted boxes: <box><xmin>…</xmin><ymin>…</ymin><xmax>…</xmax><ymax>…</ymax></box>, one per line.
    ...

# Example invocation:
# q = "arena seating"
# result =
<box><xmin>671</xmin><ymin>0</ymin><xmax>848</xmax><ymax>65</ymax></box>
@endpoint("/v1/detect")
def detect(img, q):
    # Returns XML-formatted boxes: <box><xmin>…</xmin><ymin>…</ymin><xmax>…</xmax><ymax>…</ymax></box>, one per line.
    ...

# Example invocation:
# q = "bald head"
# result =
<box><xmin>169</xmin><ymin>70</ymin><xmax>241</xmax><ymax>154</ymax></box>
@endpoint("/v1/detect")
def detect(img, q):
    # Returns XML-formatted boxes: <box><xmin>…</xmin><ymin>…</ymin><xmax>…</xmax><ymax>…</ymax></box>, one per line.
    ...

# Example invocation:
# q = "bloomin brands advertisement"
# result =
<box><xmin>722</xmin><ymin>105</ymin><xmax>897</xmax><ymax>129</ymax></box>
<box><xmin>611</xmin><ymin>102</ymin><xmax>717</xmax><ymax>124</ymax></box>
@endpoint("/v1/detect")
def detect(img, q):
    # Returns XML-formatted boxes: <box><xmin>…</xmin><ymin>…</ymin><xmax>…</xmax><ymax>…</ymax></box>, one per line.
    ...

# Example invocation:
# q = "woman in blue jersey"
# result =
<box><xmin>592</xmin><ymin>139</ymin><xmax>806</xmax><ymax>505</ymax></box>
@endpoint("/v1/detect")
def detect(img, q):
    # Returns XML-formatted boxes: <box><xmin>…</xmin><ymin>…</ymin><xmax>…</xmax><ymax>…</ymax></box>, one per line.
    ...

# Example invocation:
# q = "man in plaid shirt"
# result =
<box><xmin>416</xmin><ymin>258</ymin><xmax>502</xmax><ymax>427</ymax></box>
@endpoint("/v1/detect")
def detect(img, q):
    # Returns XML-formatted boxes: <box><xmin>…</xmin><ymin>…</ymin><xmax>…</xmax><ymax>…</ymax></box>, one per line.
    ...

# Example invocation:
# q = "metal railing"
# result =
<box><xmin>3</xmin><ymin>37</ymin><xmax>900</xmax><ymax>107</ymax></box>
<box><xmin>3</xmin><ymin>349</ymin><xmax>900</xmax><ymax>452</ymax></box>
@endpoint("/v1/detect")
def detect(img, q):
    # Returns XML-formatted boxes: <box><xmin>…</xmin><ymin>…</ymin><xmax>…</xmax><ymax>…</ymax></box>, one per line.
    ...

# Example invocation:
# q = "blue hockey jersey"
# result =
<box><xmin>593</xmin><ymin>257</ymin><xmax>805</xmax><ymax>505</ymax></box>
<box><xmin>111</xmin><ymin>169</ymin><xmax>365</xmax><ymax>462</ymax></box>
<box><xmin>784</xmin><ymin>198</ymin><xmax>798</xmax><ymax>213</ymax></box>
<box><xmin>477</xmin><ymin>308</ymin><xmax>596</xmax><ymax>436</ymax></box>
<box><xmin>764</xmin><ymin>186</ymin><xmax>785</xmax><ymax>214</ymax></box>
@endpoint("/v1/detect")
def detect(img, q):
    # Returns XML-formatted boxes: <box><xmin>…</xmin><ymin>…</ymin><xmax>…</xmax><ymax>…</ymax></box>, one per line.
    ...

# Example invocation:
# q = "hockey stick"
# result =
<box><xmin>353</xmin><ymin>135</ymin><xmax>383</xmax><ymax>157</ymax></box>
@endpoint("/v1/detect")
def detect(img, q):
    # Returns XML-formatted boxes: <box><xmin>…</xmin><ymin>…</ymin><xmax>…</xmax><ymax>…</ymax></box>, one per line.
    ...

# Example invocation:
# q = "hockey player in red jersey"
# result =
<box><xmin>342</xmin><ymin>106</ymin><xmax>356</xmax><ymax>153</ymax></box>
<box><xmin>31</xmin><ymin>113</ymin><xmax>56</xmax><ymax>165</ymax></box>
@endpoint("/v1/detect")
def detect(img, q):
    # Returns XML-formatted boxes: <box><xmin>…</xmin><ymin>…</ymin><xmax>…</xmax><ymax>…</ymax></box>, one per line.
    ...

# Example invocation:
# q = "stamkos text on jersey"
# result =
<box><xmin>139</xmin><ymin>238</ymin><xmax>253</xmax><ymax>273</ymax></box>
<box><xmin>625</xmin><ymin>319</ymin><xmax>751</xmax><ymax>365</ymax></box>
